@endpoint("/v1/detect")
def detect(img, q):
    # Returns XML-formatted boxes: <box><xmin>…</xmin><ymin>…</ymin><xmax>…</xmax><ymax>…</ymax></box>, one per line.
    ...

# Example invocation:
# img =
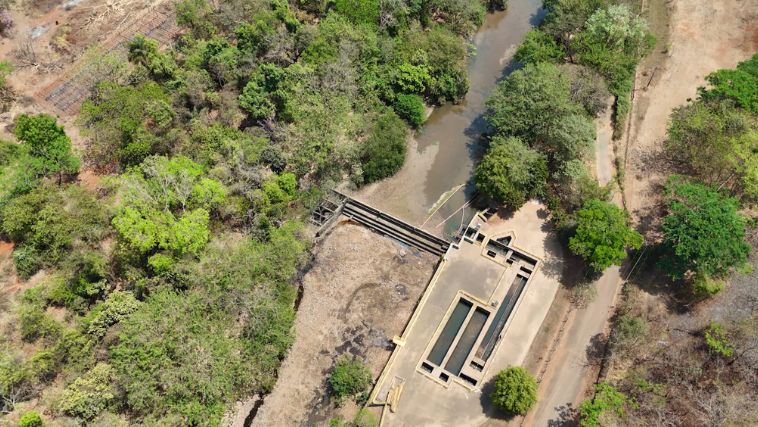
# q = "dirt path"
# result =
<box><xmin>521</xmin><ymin>267</ymin><xmax>621</xmax><ymax>426</ymax></box>
<box><xmin>623</xmin><ymin>0</ymin><xmax>758</xmax><ymax>237</ymax></box>
<box><xmin>593</xmin><ymin>99</ymin><xmax>616</xmax><ymax>187</ymax></box>
<box><xmin>244</xmin><ymin>223</ymin><xmax>438</xmax><ymax>427</ymax></box>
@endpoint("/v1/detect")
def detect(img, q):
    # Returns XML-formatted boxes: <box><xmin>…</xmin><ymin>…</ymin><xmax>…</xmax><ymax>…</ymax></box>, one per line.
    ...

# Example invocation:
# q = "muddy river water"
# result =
<box><xmin>357</xmin><ymin>0</ymin><xmax>545</xmax><ymax>236</ymax></box>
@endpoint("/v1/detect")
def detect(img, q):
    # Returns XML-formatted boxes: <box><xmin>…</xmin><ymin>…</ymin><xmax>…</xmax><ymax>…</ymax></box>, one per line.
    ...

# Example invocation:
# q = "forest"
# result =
<box><xmin>0</xmin><ymin>0</ymin><xmax>755</xmax><ymax>426</ymax></box>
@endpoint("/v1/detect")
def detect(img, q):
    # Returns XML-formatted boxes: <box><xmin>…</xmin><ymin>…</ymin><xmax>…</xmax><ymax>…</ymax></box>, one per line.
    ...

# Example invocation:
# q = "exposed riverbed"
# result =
<box><xmin>357</xmin><ymin>0</ymin><xmax>545</xmax><ymax>237</ymax></box>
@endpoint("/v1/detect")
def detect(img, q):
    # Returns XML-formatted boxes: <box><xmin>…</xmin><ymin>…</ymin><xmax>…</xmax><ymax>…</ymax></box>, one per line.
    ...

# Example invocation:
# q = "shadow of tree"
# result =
<box><xmin>547</xmin><ymin>403</ymin><xmax>579</xmax><ymax>427</ymax></box>
<box><xmin>585</xmin><ymin>333</ymin><xmax>608</xmax><ymax>368</ymax></box>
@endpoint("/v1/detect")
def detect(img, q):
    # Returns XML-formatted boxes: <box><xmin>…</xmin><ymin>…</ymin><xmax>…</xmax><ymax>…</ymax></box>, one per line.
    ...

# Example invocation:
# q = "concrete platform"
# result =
<box><xmin>371</xmin><ymin>201</ymin><xmax>564</xmax><ymax>426</ymax></box>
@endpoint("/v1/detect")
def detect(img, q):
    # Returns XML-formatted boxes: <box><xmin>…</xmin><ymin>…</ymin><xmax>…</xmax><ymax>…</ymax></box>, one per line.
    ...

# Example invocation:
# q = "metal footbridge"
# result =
<box><xmin>311</xmin><ymin>191</ymin><xmax>450</xmax><ymax>257</ymax></box>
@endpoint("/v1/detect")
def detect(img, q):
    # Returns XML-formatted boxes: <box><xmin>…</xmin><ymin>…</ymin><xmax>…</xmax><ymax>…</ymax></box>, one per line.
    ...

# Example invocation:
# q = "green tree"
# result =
<box><xmin>569</xmin><ymin>200</ymin><xmax>643</xmax><ymax>271</ymax></box>
<box><xmin>58</xmin><ymin>363</ymin><xmax>116</xmax><ymax>421</ymax></box>
<box><xmin>486</xmin><ymin>62</ymin><xmax>579</xmax><ymax>141</ymax></box>
<box><xmin>542</xmin><ymin>0</ymin><xmax>605</xmax><ymax>49</ymax></box>
<box><xmin>361</xmin><ymin>111</ymin><xmax>408</xmax><ymax>183</ymax></box>
<box><xmin>665</xmin><ymin>100</ymin><xmax>757</xmax><ymax>199</ymax></box>
<box><xmin>475</xmin><ymin>136</ymin><xmax>548</xmax><ymax>208</ymax></box>
<box><xmin>78</xmin><ymin>82</ymin><xmax>174</xmax><ymax>167</ymax></box>
<box><xmin>13</xmin><ymin>114</ymin><xmax>79</xmax><ymax>179</ymax></box>
<box><xmin>18</xmin><ymin>411</ymin><xmax>43</xmax><ymax>427</ymax></box>
<box><xmin>579</xmin><ymin>382</ymin><xmax>628</xmax><ymax>427</ymax></box>
<box><xmin>393</xmin><ymin>93</ymin><xmax>426</xmax><ymax>127</ymax></box>
<box><xmin>328</xmin><ymin>355</ymin><xmax>372</xmax><ymax>403</ymax></box>
<box><xmin>514</xmin><ymin>29</ymin><xmax>565</xmax><ymax>64</ymax></box>
<box><xmin>661</xmin><ymin>177</ymin><xmax>750</xmax><ymax>282</ymax></box>
<box><xmin>699</xmin><ymin>54</ymin><xmax>757</xmax><ymax>112</ymax></box>
<box><xmin>490</xmin><ymin>366</ymin><xmax>537</xmax><ymax>415</ymax></box>
<box><xmin>573</xmin><ymin>4</ymin><xmax>654</xmax><ymax>90</ymax></box>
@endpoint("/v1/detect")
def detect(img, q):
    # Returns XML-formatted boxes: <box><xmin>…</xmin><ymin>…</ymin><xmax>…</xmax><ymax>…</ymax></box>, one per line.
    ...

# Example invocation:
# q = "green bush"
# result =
<box><xmin>361</xmin><ymin>111</ymin><xmax>408</xmax><ymax>183</ymax></box>
<box><xmin>699</xmin><ymin>53</ymin><xmax>757</xmax><ymax>112</ymax></box>
<box><xmin>84</xmin><ymin>291</ymin><xmax>141</xmax><ymax>338</ymax></box>
<box><xmin>393</xmin><ymin>94</ymin><xmax>426</xmax><ymax>127</ymax></box>
<box><xmin>692</xmin><ymin>274</ymin><xmax>725</xmax><ymax>296</ymax></box>
<box><xmin>490</xmin><ymin>366</ymin><xmax>537</xmax><ymax>415</ymax></box>
<box><xmin>514</xmin><ymin>29</ymin><xmax>565</xmax><ymax>64</ymax></box>
<box><xmin>18</xmin><ymin>411</ymin><xmax>43</xmax><ymax>427</ymax></box>
<box><xmin>579</xmin><ymin>382</ymin><xmax>628</xmax><ymax>426</ymax></box>
<box><xmin>328</xmin><ymin>355</ymin><xmax>372</xmax><ymax>403</ymax></box>
<box><xmin>334</xmin><ymin>0</ymin><xmax>379</xmax><ymax>25</ymax></box>
<box><xmin>18</xmin><ymin>303</ymin><xmax>61</xmax><ymax>344</ymax></box>
<box><xmin>704</xmin><ymin>321</ymin><xmax>733</xmax><ymax>358</ymax></box>
<box><xmin>13</xmin><ymin>114</ymin><xmax>79</xmax><ymax>178</ymax></box>
<box><xmin>58</xmin><ymin>363</ymin><xmax>115</xmax><ymax>421</ymax></box>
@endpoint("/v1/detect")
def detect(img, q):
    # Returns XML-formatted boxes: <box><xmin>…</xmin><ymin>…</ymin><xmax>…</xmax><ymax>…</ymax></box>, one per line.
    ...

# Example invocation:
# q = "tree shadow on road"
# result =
<box><xmin>547</xmin><ymin>403</ymin><xmax>579</xmax><ymax>427</ymax></box>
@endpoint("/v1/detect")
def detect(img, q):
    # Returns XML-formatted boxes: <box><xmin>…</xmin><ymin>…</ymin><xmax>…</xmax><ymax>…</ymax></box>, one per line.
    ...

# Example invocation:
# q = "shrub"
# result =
<box><xmin>328</xmin><ymin>355</ymin><xmax>372</xmax><ymax>403</ymax></box>
<box><xmin>514</xmin><ymin>29</ymin><xmax>565</xmax><ymax>64</ymax></box>
<box><xmin>490</xmin><ymin>366</ymin><xmax>537</xmax><ymax>415</ymax></box>
<box><xmin>393</xmin><ymin>94</ymin><xmax>426</xmax><ymax>128</ymax></box>
<box><xmin>18</xmin><ymin>411</ymin><xmax>43</xmax><ymax>427</ymax></box>
<box><xmin>613</xmin><ymin>314</ymin><xmax>647</xmax><ymax>350</ymax></box>
<box><xmin>0</xmin><ymin>10</ymin><xmax>14</xmax><ymax>38</ymax></box>
<box><xmin>704</xmin><ymin>321</ymin><xmax>733</xmax><ymax>358</ymax></box>
<box><xmin>361</xmin><ymin>111</ymin><xmax>408</xmax><ymax>183</ymax></box>
<box><xmin>579</xmin><ymin>382</ymin><xmax>628</xmax><ymax>427</ymax></box>
<box><xmin>58</xmin><ymin>363</ymin><xmax>115</xmax><ymax>421</ymax></box>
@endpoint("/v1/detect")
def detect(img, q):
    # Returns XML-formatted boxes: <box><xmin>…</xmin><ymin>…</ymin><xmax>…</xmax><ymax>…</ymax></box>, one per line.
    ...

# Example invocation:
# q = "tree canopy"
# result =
<box><xmin>475</xmin><ymin>136</ymin><xmax>547</xmax><ymax>209</ymax></box>
<box><xmin>13</xmin><ymin>114</ymin><xmax>80</xmax><ymax>179</ymax></box>
<box><xmin>569</xmin><ymin>199</ymin><xmax>642</xmax><ymax>271</ymax></box>
<box><xmin>699</xmin><ymin>53</ymin><xmax>758</xmax><ymax>112</ymax></box>
<box><xmin>661</xmin><ymin>177</ymin><xmax>750</xmax><ymax>282</ymax></box>
<box><xmin>490</xmin><ymin>366</ymin><xmax>537</xmax><ymax>415</ymax></box>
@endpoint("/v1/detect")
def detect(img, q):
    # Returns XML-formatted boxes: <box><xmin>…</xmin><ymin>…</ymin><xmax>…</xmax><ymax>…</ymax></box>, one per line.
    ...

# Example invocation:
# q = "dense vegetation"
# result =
<box><xmin>0</xmin><ymin>0</ymin><xmax>503</xmax><ymax>425</ymax></box>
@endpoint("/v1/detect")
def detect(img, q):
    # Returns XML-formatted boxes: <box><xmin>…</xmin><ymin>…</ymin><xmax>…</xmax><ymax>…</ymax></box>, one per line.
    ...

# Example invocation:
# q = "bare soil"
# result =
<box><xmin>244</xmin><ymin>222</ymin><xmax>439</xmax><ymax>427</ymax></box>
<box><xmin>623</xmin><ymin>0</ymin><xmax>758</xmax><ymax>239</ymax></box>
<box><xmin>0</xmin><ymin>0</ymin><xmax>175</xmax><ymax>127</ymax></box>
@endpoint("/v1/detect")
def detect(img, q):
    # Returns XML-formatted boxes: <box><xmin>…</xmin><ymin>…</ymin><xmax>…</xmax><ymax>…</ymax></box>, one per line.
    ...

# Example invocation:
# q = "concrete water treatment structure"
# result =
<box><xmin>368</xmin><ymin>201</ymin><xmax>562</xmax><ymax>427</ymax></box>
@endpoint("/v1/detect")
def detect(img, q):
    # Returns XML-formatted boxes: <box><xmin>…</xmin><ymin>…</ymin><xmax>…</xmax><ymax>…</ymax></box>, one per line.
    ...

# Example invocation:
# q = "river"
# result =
<box><xmin>356</xmin><ymin>0</ymin><xmax>545</xmax><ymax>237</ymax></box>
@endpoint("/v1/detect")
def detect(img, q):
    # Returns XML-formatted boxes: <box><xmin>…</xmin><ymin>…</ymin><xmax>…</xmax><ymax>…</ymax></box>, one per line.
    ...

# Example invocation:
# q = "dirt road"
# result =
<box><xmin>522</xmin><ymin>267</ymin><xmax>621</xmax><ymax>426</ymax></box>
<box><xmin>623</xmin><ymin>0</ymin><xmax>758</xmax><ymax>236</ymax></box>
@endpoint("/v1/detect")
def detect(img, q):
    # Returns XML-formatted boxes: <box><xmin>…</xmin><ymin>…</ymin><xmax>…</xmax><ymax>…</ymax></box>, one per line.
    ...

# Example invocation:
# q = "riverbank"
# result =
<box><xmin>356</xmin><ymin>0</ymin><xmax>545</xmax><ymax>236</ymax></box>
